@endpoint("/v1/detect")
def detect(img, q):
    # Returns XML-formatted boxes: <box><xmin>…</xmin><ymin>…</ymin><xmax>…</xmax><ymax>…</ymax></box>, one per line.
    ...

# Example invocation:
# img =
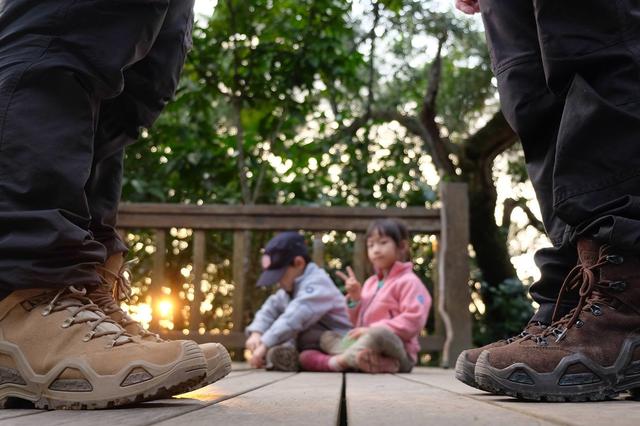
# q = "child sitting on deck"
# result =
<box><xmin>300</xmin><ymin>219</ymin><xmax>432</xmax><ymax>373</ymax></box>
<box><xmin>245</xmin><ymin>231</ymin><xmax>352</xmax><ymax>371</ymax></box>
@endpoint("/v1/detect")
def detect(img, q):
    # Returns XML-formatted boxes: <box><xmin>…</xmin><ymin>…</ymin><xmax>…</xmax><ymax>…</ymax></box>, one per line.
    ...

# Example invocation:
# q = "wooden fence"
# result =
<box><xmin>116</xmin><ymin>182</ymin><xmax>471</xmax><ymax>366</ymax></box>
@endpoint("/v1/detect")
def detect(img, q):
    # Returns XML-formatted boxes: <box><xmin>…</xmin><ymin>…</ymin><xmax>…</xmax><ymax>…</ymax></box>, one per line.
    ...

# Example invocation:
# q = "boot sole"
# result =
<box><xmin>177</xmin><ymin>343</ymin><xmax>232</xmax><ymax>394</ymax></box>
<box><xmin>204</xmin><ymin>344</ymin><xmax>232</xmax><ymax>384</ymax></box>
<box><xmin>475</xmin><ymin>337</ymin><xmax>640</xmax><ymax>402</ymax></box>
<box><xmin>0</xmin><ymin>340</ymin><xmax>207</xmax><ymax>409</ymax></box>
<box><xmin>454</xmin><ymin>350</ymin><xmax>502</xmax><ymax>393</ymax></box>
<box><xmin>454</xmin><ymin>351</ymin><xmax>480</xmax><ymax>389</ymax></box>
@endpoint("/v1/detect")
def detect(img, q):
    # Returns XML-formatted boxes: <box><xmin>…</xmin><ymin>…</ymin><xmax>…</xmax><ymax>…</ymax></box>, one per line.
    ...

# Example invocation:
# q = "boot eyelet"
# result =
<box><xmin>83</xmin><ymin>331</ymin><xmax>95</xmax><ymax>342</ymax></box>
<box><xmin>576</xmin><ymin>319</ymin><xmax>584</xmax><ymax>328</ymax></box>
<box><xmin>537</xmin><ymin>337</ymin><xmax>548</xmax><ymax>347</ymax></box>
<box><xmin>606</xmin><ymin>255</ymin><xmax>624</xmax><ymax>265</ymax></box>
<box><xmin>61</xmin><ymin>318</ymin><xmax>74</xmax><ymax>328</ymax></box>
<box><xmin>553</xmin><ymin>328</ymin><xmax>567</xmax><ymax>343</ymax></box>
<box><xmin>591</xmin><ymin>305</ymin><xmax>603</xmax><ymax>316</ymax></box>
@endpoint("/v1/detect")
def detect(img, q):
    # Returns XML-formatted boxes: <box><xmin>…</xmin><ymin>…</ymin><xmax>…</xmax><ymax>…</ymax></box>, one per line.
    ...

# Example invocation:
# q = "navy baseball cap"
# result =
<box><xmin>256</xmin><ymin>232</ymin><xmax>309</xmax><ymax>287</ymax></box>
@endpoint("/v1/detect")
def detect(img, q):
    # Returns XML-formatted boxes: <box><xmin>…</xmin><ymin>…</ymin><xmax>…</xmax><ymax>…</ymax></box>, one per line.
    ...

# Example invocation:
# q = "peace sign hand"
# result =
<box><xmin>336</xmin><ymin>266</ymin><xmax>362</xmax><ymax>301</ymax></box>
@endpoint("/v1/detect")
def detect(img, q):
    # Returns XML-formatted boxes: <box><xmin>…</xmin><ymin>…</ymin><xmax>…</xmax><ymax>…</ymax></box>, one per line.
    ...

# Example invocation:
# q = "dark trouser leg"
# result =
<box><xmin>88</xmin><ymin>0</ymin><xmax>195</xmax><ymax>257</ymax></box>
<box><xmin>0</xmin><ymin>0</ymin><xmax>170</xmax><ymax>291</ymax></box>
<box><xmin>532</xmin><ymin>1</ymin><xmax>640</xmax><ymax>250</ymax></box>
<box><xmin>480</xmin><ymin>0</ymin><xmax>578</xmax><ymax>323</ymax></box>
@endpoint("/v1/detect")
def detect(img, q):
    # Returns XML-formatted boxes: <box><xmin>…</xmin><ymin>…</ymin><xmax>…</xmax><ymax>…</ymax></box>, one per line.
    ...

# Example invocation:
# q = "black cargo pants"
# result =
<box><xmin>0</xmin><ymin>0</ymin><xmax>194</xmax><ymax>292</ymax></box>
<box><xmin>480</xmin><ymin>0</ymin><xmax>640</xmax><ymax>323</ymax></box>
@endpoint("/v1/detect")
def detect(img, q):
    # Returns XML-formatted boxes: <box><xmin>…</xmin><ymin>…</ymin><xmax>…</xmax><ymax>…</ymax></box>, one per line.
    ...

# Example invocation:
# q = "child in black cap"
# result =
<box><xmin>245</xmin><ymin>231</ymin><xmax>352</xmax><ymax>371</ymax></box>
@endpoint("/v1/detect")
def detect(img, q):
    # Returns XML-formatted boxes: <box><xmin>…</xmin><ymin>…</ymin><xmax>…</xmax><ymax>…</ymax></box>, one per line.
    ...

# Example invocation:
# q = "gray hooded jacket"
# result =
<box><xmin>246</xmin><ymin>262</ymin><xmax>352</xmax><ymax>349</ymax></box>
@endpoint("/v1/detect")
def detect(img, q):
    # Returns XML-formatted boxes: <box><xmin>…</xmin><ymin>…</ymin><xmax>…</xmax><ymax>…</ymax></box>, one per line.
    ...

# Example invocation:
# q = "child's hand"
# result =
<box><xmin>348</xmin><ymin>327</ymin><xmax>368</xmax><ymax>339</ymax></box>
<box><xmin>249</xmin><ymin>343</ymin><xmax>268</xmax><ymax>368</ymax></box>
<box><xmin>245</xmin><ymin>332</ymin><xmax>262</xmax><ymax>352</ymax></box>
<box><xmin>336</xmin><ymin>266</ymin><xmax>361</xmax><ymax>301</ymax></box>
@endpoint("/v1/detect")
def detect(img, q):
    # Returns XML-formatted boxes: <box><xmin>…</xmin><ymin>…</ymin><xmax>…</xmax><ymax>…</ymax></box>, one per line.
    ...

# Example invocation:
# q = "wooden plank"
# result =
<box><xmin>0</xmin><ymin>410</ymin><xmax>42</xmax><ymax>422</ymax></box>
<box><xmin>117</xmin><ymin>214</ymin><xmax>441</xmax><ymax>233</ymax></box>
<box><xmin>312</xmin><ymin>233</ymin><xmax>325</xmax><ymax>267</ymax></box>
<box><xmin>119</xmin><ymin>203</ymin><xmax>440</xmax><ymax>219</ymax></box>
<box><xmin>232</xmin><ymin>231</ymin><xmax>247</xmax><ymax>333</ymax></box>
<box><xmin>10</xmin><ymin>371</ymin><xmax>295</xmax><ymax>426</ymax></box>
<box><xmin>402</xmin><ymin>369</ymin><xmax>640</xmax><ymax>426</ymax></box>
<box><xmin>117</xmin><ymin>203</ymin><xmax>441</xmax><ymax>233</ymax></box>
<box><xmin>190</xmin><ymin>230</ymin><xmax>206</xmax><ymax>331</ymax></box>
<box><xmin>352</xmin><ymin>233</ymin><xmax>368</xmax><ymax>283</ymax></box>
<box><xmin>438</xmin><ymin>182</ymin><xmax>471</xmax><ymax>367</ymax></box>
<box><xmin>154</xmin><ymin>373</ymin><xmax>342</xmax><ymax>426</ymax></box>
<box><xmin>151</xmin><ymin>228</ymin><xmax>166</xmax><ymax>332</ymax></box>
<box><xmin>346</xmin><ymin>373</ymin><xmax>545</xmax><ymax>426</ymax></box>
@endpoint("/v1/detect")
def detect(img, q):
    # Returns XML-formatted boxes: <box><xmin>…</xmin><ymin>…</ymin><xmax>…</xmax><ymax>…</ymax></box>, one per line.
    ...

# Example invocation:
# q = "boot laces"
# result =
<box><xmin>504</xmin><ymin>321</ymin><xmax>546</xmax><ymax>344</ymax></box>
<box><xmin>531</xmin><ymin>246</ymin><xmax>625</xmax><ymax>345</ymax></box>
<box><xmin>41</xmin><ymin>285</ymin><xmax>132</xmax><ymax>347</ymax></box>
<box><xmin>95</xmin><ymin>258</ymin><xmax>161</xmax><ymax>341</ymax></box>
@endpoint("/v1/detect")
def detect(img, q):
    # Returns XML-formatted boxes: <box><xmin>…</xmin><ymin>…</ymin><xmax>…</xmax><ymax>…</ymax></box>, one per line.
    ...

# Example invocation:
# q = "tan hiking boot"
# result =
<box><xmin>93</xmin><ymin>254</ymin><xmax>231</xmax><ymax>388</ymax></box>
<box><xmin>454</xmin><ymin>321</ymin><xmax>548</xmax><ymax>390</ymax></box>
<box><xmin>475</xmin><ymin>240</ymin><xmax>640</xmax><ymax>401</ymax></box>
<box><xmin>0</xmin><ymin>286</ymin><xmax>207</xmax><ymax>409</ymax></box>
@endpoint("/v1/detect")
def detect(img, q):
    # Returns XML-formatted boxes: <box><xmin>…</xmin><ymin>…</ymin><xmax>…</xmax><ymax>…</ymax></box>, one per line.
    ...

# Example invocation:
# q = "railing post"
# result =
<box><xmin>151</xmin><ymin>228</ymin><xmax>166</xmax><ymax>332</ymax></box>
<box><xmin>312</xmin><ymin>233</ymin><xmax>325</xmax><ymax>267</ymax></box>
<box><xmin>353</xmin><ymin>233</ymin><xmax>369</xmax><ymax>283</ymax></box>
<box><xmin>438</xmin><ymin>182</ymin><xmax>471</xmax><ymax>367</ymax></box>
<box><xmin>191</xmin><ymin>230</ymin><xmax>206</xmax><ymax>334</ymax></box>
<box><xmin>232</xmin><ymin>230</ymin><xmax>248</xmax><ymax>333</ymax></box>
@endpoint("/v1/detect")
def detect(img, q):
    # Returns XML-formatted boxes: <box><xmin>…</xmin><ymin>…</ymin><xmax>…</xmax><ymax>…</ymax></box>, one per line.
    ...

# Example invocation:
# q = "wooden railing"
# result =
<box><xmin>116</xmin><ymin>182</ymin><xmax>471</xmax><ymax>366</ymax></box>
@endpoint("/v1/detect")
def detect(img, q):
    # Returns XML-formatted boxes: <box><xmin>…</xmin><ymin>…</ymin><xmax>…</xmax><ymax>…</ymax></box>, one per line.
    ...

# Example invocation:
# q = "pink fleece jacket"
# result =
<box><xmin>348</xmin><ymin>261</ymin><xmax>431</xmax><ymax>362</ymax></box>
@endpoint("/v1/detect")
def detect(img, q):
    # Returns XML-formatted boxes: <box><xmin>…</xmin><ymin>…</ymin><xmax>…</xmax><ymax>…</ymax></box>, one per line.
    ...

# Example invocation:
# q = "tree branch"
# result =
<box><xmin>334</xmin><ymin>108</ymin><xmax>454</xmax><ymax>174</ymax></box>
<box><xmin>461</xmin><ymin>111</ymin><xmax>518</xmax><ymax>187</ymax></box>
<box><xmin>232</xmin><ymin>99</ymin><xmax>251</xmax><ymax>204</ymax></box>
<box><xmin>365</xmin><ymin>2</ymin><xmax>381</xmax><ymax>118</ymax></box>
<box><xmin>417</xmin><ymin>35</ymin><xmax>456</xmax><ymax>177</ymax></box>
<box><xmin>424</xmin><ymin>35</ymin><xmax>446</xmax><ymax>111</ymax></box>
<box><xmin>502</xmin><ymin>198</ymin><xmax>545</xmax><ymax>233</ymax></box>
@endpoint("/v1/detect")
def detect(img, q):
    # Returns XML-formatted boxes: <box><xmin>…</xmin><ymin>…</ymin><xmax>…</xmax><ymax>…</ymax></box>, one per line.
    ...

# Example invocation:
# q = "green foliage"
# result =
<box><xmin>120</xmin><ymin>0</ymin><xmax>536</xmax><ymax>350</ymax></box>
<box><xmin>472</xmin><ymin>278</ymin><xmax>535</xmax><ymax>346</ymax></box>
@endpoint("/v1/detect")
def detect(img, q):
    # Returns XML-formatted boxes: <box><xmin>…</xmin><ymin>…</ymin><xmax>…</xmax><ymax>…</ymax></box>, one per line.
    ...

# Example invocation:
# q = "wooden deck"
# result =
<box><xmin>1</xmin><ymin>364</ymin><xmax>640</xmax><ymax>425</ymax></box>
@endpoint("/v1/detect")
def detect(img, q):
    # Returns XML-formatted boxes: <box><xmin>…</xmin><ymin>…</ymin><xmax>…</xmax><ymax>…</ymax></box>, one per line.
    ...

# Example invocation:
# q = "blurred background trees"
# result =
<box><xmin>122</xmin><ymin>0</ymin><xmax>545</xmax><ymax>349</ymax></box>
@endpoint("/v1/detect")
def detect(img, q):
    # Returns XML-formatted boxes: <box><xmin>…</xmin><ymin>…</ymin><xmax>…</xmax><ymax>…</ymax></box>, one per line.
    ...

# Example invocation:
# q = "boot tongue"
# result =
<box><xmin>577</xmin><ymin>239</ymin><xmax>600</xmax><ymax>268</ymax></box>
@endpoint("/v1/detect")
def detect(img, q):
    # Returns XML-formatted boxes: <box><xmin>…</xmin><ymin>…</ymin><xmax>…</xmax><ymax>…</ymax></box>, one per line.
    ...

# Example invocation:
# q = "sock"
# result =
<box><xmin>299</xmin><ymin>350</ymin><xmax>335</xmax><ymax>372</ymax></box>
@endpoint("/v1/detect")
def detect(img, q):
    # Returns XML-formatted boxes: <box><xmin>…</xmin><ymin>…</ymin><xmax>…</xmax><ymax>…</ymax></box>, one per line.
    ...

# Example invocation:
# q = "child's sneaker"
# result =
<box><xmin>265</xmin><ymin>345</ymin><xmax>299</xmax><ymax>371</ymax></box>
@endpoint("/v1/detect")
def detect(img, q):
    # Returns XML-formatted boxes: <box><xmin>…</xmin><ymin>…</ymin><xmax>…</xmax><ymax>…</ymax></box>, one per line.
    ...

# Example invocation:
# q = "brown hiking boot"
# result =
<box><xmin>475</xmin><ymin>239</ymin><xmax>640</xmax><ymax>401</ymax></box>
<box><xmin>0</xmin><ymin>286</ymin><xmax>207</xmax><ymax>409</ymax></box>
<box><xmin>93</xmin><ymin>254</ymin><xmax>231</xmax><ymax>389</ymax></box>
<box><xmin>454</xmin><ymin>321</ymin><xmax>548</xmax><ymax>390</ymax></box>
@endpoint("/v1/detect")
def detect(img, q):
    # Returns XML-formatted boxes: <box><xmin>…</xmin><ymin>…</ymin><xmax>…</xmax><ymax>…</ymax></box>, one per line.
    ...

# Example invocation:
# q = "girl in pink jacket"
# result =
<box><xmin>299</xmin><ymin>218</ymin><xmax>432</xmax><ymax>373</ymax></box>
